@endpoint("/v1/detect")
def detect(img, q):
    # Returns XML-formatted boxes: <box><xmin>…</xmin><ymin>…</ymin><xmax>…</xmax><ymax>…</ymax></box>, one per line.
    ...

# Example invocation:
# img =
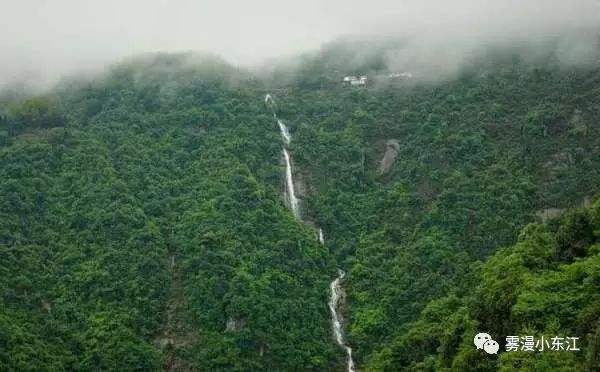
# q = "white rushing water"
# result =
<box><xmin>277</xmin><ymin>119</ymin><xmax>292</xmax><ymax>145</ymax></box>
<box><xmin>317</xmin><ymin>228</ymin><xmax>325</xmax><ymax>244</ymax></box>
<box><xmin>283</xmin><ymin>148</ymin><xmax>300</xmax><ymax>219</ymax></box>
<box><xmin>329</xmin><ymin>270</ymin><xmax>355</xmax><ymax>372</ymax></box>
<box><xmin>267</xmin><ymin>93</ymin><xmax>354</xmax><ymax>371</ymax></box>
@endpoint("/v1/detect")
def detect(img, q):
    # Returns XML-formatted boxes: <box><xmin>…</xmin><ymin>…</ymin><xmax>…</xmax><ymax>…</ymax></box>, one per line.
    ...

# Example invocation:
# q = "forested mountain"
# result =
<box><xmin>1</xmin><ymin>42</ymin><xmax>599</xmax><ymax>371</ymax></box>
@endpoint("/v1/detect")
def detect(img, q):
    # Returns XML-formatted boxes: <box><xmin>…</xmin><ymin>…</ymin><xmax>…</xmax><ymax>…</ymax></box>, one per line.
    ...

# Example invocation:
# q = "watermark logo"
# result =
<box><xmin>484</xmin><ymin>339</ymin><xmax>500</xmax><ymax>354</ymax></box>
<box><xmin>505</xmin><ymin>336</ymin><xmax>579</xmax><ymax>352</ymax></box>
<box><xmin>475</xmin><ymin>333</ymin><xmax>581</xmax><ymax>355</ymax></box>
<box><xmin>474</xmin><ymin>332</ymin><xmax>499</xmax><ymax>354</ymax></box>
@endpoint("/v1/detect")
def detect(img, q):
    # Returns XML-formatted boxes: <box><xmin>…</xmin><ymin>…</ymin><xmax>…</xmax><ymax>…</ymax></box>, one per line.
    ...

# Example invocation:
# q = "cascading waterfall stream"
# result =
<box><xmin>267</xmin><ymin>94</ymin><xmax>299</xmax><ymax>218</ymax></box>
<box><xmin>329</xmin><ymin>270</ymin><xmax>355</xmax><ymax>372</ymax></box>
<box><xmin>282</xmin><ymin>147</ymin><xmax>300</xmax><ymax>219</ymax></box>
<box><xmin>277</xmin><ymin>120</ymin><xmax>292</xmax><ymax>145</ymax></box>
<box><xmin>266</xmin><ymin>93</ymin><xmax>355</xmax><ymax>371</ymax></box>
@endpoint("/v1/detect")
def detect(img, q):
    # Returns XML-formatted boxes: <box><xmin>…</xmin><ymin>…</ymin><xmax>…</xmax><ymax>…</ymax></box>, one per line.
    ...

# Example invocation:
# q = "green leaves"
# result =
<box><xmin>4</xmin><ymin>96</ymin><xmax>65</xmax><ymax>133</ymax></box>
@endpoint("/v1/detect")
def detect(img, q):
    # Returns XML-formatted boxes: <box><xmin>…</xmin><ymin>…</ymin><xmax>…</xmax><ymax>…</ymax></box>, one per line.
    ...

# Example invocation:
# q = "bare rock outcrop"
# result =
<box><xmin>225</xmin><ymin>317</ymin><xmax>246</xmax><ymax>333</ymax></box>
<box><xmin>535</xmin><ymin>208</ymin><xmax>564</xmax><ymax>223</ymax></box>
<box><xmin>378</xmin><ymin>139</ymin><xmax>400</xmax><ymax>174</ymax></box>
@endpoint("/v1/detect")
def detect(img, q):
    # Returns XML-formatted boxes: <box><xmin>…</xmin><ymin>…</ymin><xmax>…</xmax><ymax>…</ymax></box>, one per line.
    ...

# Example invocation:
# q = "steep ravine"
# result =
<box><xmin>157</xmin><ymin>242</ymin><xmax>196</xmax><ymax>371</ymax></box>
<box><xmin>265</xmin><ymin>94</ymin><xmax>356</xmax><ymax>371</ymax></box>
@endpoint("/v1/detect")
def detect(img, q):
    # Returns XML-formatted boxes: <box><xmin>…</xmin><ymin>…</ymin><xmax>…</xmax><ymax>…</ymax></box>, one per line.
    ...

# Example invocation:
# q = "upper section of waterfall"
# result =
<box><xmin>277</xmin><ymin>120</ymin><xmax>291</xmax><ymax>145</ymax></box>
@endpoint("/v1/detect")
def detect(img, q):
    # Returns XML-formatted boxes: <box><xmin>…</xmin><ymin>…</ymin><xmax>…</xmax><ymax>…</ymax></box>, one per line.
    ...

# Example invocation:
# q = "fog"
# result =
<box><xmin>1</xmin><ymin>0</ymin><xmax>600</xmax><ymax>88</ymax></box>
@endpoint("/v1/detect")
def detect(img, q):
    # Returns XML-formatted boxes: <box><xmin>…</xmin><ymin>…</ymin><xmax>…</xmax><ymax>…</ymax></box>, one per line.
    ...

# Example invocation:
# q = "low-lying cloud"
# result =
<box><xmin>1</xmin><ymin>0</ymin><xmax>600</xmax><ymax>89</ymax></box>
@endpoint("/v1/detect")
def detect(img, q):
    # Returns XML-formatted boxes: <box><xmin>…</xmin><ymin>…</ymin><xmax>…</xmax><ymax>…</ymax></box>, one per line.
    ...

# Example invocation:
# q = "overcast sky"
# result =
<box><xmin>1</xmin><ymin>0</ymin><xmax>600</xmax><ymax>86</ymax></box>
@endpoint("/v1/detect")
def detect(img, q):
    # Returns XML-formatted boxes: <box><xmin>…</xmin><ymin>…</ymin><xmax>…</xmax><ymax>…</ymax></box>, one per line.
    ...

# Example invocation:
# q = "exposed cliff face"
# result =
<box><xmin>535</xmin><ymin>195</ymin><xmax>594</xmax><ymax>222</ymax></box>
<box><xmin>225</xmin><ymin>317</ymin><xmax>246</xmax><ymax>333</ymax></box>
<box><xmin>535</xmin><ymin>207</ymin><xmax>564</xmax><ymax>222</ymax></box>
<box><xmin>378</xmin><ymin>139</ymin><xmax>400</xmax><ymax>174</ymax></box>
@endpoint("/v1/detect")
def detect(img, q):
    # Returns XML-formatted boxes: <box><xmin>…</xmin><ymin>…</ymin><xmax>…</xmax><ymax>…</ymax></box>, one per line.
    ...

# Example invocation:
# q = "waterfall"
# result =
<box><xmin>267</xmin><ymin>94</ymin><xmax>296</xmax><ymax>216</ymax></box>
<box><xmin>283</xmin><ymin>148</ymin><xmax>300</xmax><ymax>219</ymax></box>
<box><xmin>277</xmin><ymin>120</ymin><xmax>292</xmax><ymax>145</ymax></box>
<box><xmin>329</xmin><ymin>270</ymin><xmax>356</xmax><ymax>372</ymax></box>
<box><xmin>266</xmin><ymin>94</ymin><xmax>277</xmax><ymax>119</ymax></box>
<box><xmin>266</xmin><ymin>93</ymin><xmax>354</xmax><ymax>371</ymax></box>
<box><xmin>317</xmin><ymin>228</ymin><xmax>325</xmax><ymax>244</ymax></box>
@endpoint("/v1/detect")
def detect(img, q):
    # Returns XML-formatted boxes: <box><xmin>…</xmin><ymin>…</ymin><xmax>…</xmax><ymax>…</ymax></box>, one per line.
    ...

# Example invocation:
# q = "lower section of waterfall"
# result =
<box><xmin>329</xmin><ymin>270</ymin><xmax>355</xmax><ymax>372</ymax></box>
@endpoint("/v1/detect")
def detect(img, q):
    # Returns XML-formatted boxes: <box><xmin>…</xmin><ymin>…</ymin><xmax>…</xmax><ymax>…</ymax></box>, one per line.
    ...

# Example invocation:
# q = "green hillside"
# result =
<box><xmin>1</xmin><ymin>44</ymin><xmax>599</xmax><ymax>371</ymax></box>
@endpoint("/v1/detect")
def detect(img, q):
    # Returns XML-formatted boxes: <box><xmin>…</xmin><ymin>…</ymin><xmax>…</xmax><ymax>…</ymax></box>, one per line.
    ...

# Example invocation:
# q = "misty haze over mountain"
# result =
<box><xmin>2</xmin><ymin>0</ymin><xmax>600</xmax><ymax>89</ymax></box>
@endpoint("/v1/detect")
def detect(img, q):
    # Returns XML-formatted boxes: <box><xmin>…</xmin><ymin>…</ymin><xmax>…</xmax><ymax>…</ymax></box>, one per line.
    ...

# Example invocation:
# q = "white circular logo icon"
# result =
<box><xmin>483</xmin><ymin>339</ymin><xmax>499</xmax><ymax>354</ymax></box>
<box><xmin>474</xmin><ymin>332</ymin><xmax>492</xmax><ymax>350</ymax></box>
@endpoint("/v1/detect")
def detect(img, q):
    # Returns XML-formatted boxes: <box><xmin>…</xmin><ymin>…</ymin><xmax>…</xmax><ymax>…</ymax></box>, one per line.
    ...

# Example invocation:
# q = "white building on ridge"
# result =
<box><xmin>343</xmin><ymin>75</ymin><xmax>367</xmax><ymax>86</ymax></box>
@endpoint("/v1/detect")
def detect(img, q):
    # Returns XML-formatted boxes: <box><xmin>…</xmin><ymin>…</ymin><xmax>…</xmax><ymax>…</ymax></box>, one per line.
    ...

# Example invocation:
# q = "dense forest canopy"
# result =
<box><xmin>1</xmin><ymin>39</ymin><xmax>600</xmax><ymax>371</ymax></box>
